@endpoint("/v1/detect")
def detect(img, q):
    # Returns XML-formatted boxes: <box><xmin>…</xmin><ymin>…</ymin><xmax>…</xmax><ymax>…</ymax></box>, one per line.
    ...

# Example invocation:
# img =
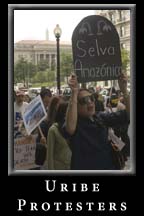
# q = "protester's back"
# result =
<box><xmin>47</xmin><ymin>102</ymin><xmax>71</xmax><ymax>170</ymax></box>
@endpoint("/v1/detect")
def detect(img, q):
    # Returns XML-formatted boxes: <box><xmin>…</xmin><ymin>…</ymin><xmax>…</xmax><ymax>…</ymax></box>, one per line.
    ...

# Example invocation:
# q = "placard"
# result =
<box><xmin>72</xmin><ymin>15</ymin><xmax>122</xmax><ymax>83</ymax></box>
<box><xmin>14</xmin><ymin>135</ymin><xmax>38</xmax><ymax>170</ymax></box>
<box><xmin>22</xmin><ymin>95</ymin><xmax>47</xmax><ymax>135</ymax></box>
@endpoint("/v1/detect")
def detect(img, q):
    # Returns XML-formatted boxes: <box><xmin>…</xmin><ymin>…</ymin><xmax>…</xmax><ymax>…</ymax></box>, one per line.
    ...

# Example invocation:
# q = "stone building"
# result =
<box><xmin>95</xmin><ymin>10</ymin><xmax>130</xmax><ymax>87</ymax></box>
<box><xmin>95</xmin><ymin>10</ymin><xmax>130</xmax><ymax>52</ymax></box>
<box><xmin>14</xmin><ymin>39</ymin><xmax>72</xmax><ymax>70</ymax></box>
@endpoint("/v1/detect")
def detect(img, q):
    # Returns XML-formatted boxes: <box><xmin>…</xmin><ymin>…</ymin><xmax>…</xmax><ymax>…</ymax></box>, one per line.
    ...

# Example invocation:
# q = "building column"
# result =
<box><xmin>37</xmin><ymin>54</ymin><xmax>40</xmax><ymax>64</ymax></box>
<box><xmin>49</xmin><ymin>54</ymin><xmax>52</xmax><ymax>70</ymax></box>
<box><xmin>35</xmin><ymin>53</ymin><xmax>37</xmax><ymax>65</ymax></box>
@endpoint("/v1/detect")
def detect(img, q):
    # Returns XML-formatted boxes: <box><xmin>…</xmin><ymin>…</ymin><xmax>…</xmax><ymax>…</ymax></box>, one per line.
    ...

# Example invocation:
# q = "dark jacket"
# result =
<box><xmin>63</xmin><ymin>110</ymin><xmax>129</xmax><ymax>170</ymax></box>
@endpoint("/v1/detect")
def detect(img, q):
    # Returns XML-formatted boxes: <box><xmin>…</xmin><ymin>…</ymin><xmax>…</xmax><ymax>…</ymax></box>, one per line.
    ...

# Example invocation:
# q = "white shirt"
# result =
<box><xmin>14</xmin><ymin>102</ymin><xmax>28</xmax><ymax>125</ymax></box>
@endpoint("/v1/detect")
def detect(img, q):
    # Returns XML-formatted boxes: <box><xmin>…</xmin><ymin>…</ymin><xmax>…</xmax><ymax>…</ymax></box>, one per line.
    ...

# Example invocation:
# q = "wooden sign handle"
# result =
<box><xmin>38</xmin><ymin>126</ymin><xmax>44</xmax><ymax>138</ymax></box>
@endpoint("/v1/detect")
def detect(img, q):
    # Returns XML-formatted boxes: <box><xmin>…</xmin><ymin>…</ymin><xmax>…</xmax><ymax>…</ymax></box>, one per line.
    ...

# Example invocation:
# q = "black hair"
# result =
<box><xmin>47</xmin><ymin>96</ymin><xmax>60</xmax><ymax>125</ymax></box>
<box><xmin>40</xmin><ymin>88</ymin><xmax>52</xmax><ymax>99</ymax></box>
<box><xmin>55</xmin><ymin>102</ymin><xmax>68</xmax><ymax>134</ymax></box>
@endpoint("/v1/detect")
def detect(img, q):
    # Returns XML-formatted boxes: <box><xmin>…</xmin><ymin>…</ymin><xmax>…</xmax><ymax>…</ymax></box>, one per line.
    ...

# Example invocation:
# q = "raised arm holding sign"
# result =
<box><xmin>64</xmin><ymin>72</ymin><xmax>129</xmax><ymax>170</ymax></box>
<box><xmin>62</xmin><ymin>14</ymin><xmax>130</xmax><ymax>170</ymax></box>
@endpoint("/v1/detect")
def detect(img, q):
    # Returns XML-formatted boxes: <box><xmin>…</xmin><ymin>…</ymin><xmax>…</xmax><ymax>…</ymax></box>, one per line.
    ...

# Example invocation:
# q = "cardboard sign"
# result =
<box><xmin>22</xmin><ymin>95</ymin><xmax>47</xmax><ymax>135</ymax></box>
<box><xmin>72</xmin><ymin>15</ymin><xmax>122</xmax><ymax>83</ymax></box>
<box><xmin>14</xmin><ymin>135</ymin><xmax>38</xmax><ymax>170</ymax></box>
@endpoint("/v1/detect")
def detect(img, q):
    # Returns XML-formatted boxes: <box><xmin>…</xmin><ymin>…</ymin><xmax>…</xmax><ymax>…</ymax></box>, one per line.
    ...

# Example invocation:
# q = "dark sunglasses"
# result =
<box><xmin>78</xmin><ymin>95</ymin><xmax>95</xmax><ymax>105</ymax></box>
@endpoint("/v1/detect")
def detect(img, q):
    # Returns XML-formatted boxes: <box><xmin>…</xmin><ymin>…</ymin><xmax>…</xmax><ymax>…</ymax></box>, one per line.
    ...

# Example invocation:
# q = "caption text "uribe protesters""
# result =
<box><xmin>17</xmin><ymin>180</ymin><xmax>127</xmax><ymax>213</ymax></box>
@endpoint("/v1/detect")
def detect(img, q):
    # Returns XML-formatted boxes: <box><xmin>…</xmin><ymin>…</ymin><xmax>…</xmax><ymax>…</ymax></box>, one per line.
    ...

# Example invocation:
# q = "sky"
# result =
<box><xmin>14</xmin><ymin>10</ymin><xmax>95</xmax><ymax>43</ymax></box>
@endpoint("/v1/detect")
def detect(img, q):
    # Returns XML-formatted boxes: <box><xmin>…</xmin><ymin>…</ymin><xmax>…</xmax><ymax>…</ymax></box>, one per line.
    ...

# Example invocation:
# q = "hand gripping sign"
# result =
<box><xmin>72</xmin><ymin>15</ymin><xmax>122</xmax><ymax>83</ymax></box>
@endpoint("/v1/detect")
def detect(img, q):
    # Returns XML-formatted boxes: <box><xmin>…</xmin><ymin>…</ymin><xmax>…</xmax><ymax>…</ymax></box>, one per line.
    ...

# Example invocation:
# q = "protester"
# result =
<box><xmin>35</xmin><ymin>88</ymin><xmax>53</xmax><ymax>167</ymax></box>
<box><xmin>93</xmin><ymin>92</ymin><xmax>104</xmax><ymax>113</ymax></box>
<box><xmin>24</xmin><ymin>94</ymin><xmax>31</xmax><ymax>103</ymax></box>
<box><xmin>14</xmin><ymin>91</ymin><xmax>28</xmax><ymax>130</ymax></box>
<box><xmin>114</xmin><ymin>94</ymin><xmax>130</xmax><ymax>160</ymax></box>
<box><xmin>40</xmin><ymin>88</ymin><xmax>52</xmax><ymax>112</ymax></box>
<box><xmin>36</xmin><ymin>96</ymin><xmax>61</xmax><ymax>145</ymax></box>
<box><xmin>62</xmin><ymin>73</ymin><xmax>130</xmax><ymax>170</ymax></box>
<box><xmin>35</xmin><ymin>96</ymin><xmax>62</xmax><ymax>169</ymax></box>
<box><xmin>47</xmin><ymin>102</ymin><xmax>71</xmax><ymax>170</ymax></box>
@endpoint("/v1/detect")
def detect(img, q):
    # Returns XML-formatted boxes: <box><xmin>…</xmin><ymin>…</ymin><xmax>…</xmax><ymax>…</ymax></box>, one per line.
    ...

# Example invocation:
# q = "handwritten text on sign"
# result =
<box><xmin>72</xmin><ymin>15</ymin><xmax>122</xmax><ymax>83</ymax></box>
<box><xmin>14</xmin><ymin>135</ymin><xmax>38</xmax><ymax>170</ymax></box>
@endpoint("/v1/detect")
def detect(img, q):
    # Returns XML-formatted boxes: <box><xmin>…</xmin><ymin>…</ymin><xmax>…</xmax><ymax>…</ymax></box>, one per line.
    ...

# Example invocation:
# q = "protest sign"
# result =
<box><xmin>72</xmin><ymin>15</ymin><xmax>122</xmax><ymax>83</ymax></box>
<box><xmin>22</xmin><ymin>95</ymin><xmax>47</xmax><ymax>135</ymax></box>
<box><xmin>14</xmin><ymin>135</ymin><xmax>38</xmax><ymax>170</ymax></box>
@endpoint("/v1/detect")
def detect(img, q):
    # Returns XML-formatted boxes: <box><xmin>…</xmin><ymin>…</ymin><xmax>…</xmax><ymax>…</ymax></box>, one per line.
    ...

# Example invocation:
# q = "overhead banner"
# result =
<box><xmin>72</xmin><ymin>15</ymin><xmax>122</xmax><ymax>83</ymax></box>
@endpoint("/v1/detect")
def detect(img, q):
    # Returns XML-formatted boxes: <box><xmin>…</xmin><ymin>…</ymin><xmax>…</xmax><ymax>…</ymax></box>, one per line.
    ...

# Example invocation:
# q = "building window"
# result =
<box><xmin>118</xmin><ymin>10</ymin><xmax>123</xmax><ymax>21</ymax></box>
<box><xmin>51</xmin><ymin>54</ymin><xmax>55</xmax><ymax>62</ymax></box>
<box><xmin>109</xmin><ymin>13</ymin><xmax>114</xmax><ymax>23</ymax></box>
<box><xmin>125</xmin><ymin>10</ymin><xmax>130</xmax><ymax>20</ymax></box>
<box><xmin>120</xmin><ymin>26</ymin><xmax>125</xmax><ymax>37</ymax></box>
<box><xmin>46</xmin><ymin>54</ymin><xmax>50</xmax><ymax>68</ymax></box>
<box><xmin>40</xmin><ymin>54</ymin><xmax>44</xmax><ymax>61</ymax></box>
<box><xmin>46</xmin><ymin>54</ymin><xmax>49</xmax><ymax>60</ymax></box>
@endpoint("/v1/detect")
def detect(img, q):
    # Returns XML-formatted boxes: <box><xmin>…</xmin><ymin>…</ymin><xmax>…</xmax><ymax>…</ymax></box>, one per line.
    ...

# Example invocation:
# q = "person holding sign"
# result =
<box><xmin>14</xmin><ymin>90</ymin><xmax>29</xmax><ymax>136</ymax></box>
<box><xmin>62</xmin><ymin>73</ymin><xmax>130</xmax><ymax>170</ymax></box>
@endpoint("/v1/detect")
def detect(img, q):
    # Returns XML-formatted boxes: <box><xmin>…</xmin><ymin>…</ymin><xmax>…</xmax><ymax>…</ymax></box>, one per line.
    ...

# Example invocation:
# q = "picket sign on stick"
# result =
<box><xmin>37</xmin><ymin>125</ymin><xmax>47</xmax><ymax>145</ymax></box>
<box><xmin>38</xmin><ymin>125</ymin><xmax>44</xmax><ymax>138</ymax></box>
<box><xmin>22</xmin><ymin>95</ymin><xmax>47</xmax><ymax>135</ymax></box>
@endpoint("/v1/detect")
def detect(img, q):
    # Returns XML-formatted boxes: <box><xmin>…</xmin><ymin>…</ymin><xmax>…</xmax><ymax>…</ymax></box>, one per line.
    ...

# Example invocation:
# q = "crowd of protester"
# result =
<box><xmin>14</xmin><ymin>73</ymin><xmax>130</xmax><ymax>170</ymax></box>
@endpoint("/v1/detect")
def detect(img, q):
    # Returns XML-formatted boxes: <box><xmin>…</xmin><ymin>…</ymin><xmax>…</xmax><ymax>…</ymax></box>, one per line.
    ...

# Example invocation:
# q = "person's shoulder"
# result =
<box><xmin>49</xmin><ymin>123</ymin><xmax>58</xmax><ymax>132</ymax></box>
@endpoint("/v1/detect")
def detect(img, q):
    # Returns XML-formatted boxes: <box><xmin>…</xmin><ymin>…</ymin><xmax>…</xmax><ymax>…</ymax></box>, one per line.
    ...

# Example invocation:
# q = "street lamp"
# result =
<box><xmin>54</xmin><ymin>24</ymin><xmax>62</xmax><ymax>94</ymax></box>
